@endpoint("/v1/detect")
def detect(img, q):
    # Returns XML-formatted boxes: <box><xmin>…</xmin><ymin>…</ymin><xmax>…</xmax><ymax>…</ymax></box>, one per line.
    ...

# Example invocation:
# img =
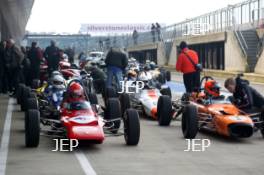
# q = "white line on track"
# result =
<box><xmin>75</xmin><ymin>151</ymin><xmax>97</xmax><ymax>175</ymax></box>
<box><xmin>0</xmin><ymin>98</ymin><xmax>14</xmax><ymax>175</ymax></box>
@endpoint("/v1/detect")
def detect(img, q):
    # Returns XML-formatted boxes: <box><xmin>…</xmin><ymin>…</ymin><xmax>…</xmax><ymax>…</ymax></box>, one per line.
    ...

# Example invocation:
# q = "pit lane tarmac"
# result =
<box><xmin>0</xmin><ymin>77</ymin><xmax>264</xmax><ymax>175</ymax></box>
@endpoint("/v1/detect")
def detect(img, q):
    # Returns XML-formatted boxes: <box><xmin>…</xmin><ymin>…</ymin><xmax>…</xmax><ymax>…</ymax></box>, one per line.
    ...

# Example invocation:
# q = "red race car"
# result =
<box><xmin>24</xmin><ymin>79</ymin><xmax>140</xmax><ymax>147</ymax></box>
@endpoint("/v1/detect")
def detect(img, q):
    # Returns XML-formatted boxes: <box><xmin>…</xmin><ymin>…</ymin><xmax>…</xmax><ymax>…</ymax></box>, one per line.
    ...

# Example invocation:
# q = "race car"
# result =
<box><xmin>23</xmin><ymin>79</ymin><xmax>140</xmax><ymax>147</ymax></box>
<box><xmin>157</xmin><ymin>76</ymin><xmax>264</xmax><ymax>139</ymax></box>
<box><xmin>106</xmin><ymin>70</ymin><xmax>172</xmax><ymax>120</ymax></box>
<box><xmin>126</xmin><ymin>59</ymin><xmax>171</xmax><ymax>84</ymax></box>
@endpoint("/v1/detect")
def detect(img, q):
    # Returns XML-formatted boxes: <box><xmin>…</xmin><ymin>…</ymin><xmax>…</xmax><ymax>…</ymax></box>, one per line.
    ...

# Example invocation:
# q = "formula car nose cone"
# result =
<box><xmin>228</xmin><ymin>123</ymin><xmax>254</xmax><ymax>138</ymax></box>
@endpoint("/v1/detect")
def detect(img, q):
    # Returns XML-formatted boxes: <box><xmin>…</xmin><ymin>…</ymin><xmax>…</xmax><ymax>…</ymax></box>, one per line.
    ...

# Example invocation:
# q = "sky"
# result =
<box><xmin>26</xmin><ymin>0</ymin><xmax>244</xmax><ymax>34</ymax></box>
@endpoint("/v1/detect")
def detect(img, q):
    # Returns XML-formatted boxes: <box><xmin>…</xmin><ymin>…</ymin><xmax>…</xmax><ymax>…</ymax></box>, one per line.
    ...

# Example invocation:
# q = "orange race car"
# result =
<box><xmin>157</xmin><ymin>76</ymin><xmax>264</xmax><ymax>139</ymax></box>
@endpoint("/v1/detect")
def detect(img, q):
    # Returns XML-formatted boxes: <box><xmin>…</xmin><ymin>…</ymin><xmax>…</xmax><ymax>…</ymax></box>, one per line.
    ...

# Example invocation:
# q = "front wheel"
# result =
<box><xmin>124</xmin><ymin>109</ymin><xmax>140</xmax><ymax>145</ymax></box>
<box><xmin>182</xmin><ymin>105</ymin><xmax>198</xmax><ymax>139</ymax></box>
<box><xmin>119</xmin><ymin>93</ymin><xmax>131</xmax><ymax>118</ymax></box>
<box><xmin>157</xmin><ymin>95</ymin><xmax>172</xmax><ymax>126</ymax></box>
<box><xmin>25</xmin><ymin>109</ymin><xmax>40</xmax><ymax>147</ymax></box>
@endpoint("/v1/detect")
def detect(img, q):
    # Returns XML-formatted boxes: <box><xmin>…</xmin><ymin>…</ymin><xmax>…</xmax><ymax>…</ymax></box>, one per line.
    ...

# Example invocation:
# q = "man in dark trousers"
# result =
<box><xmin>151</xmin><ymin>24</ymin><xmax>156</xmax><ymax>43</ymax></box>
<box><xmin>156</xmin><ymin>23</ymin><xmax>161</xmax><ymax>41</ymax></box>
<box><xmin>176</xmin><ymin>41</ymin><xmax>200</xmax><ymax>93</ymax></box>
<box><xmin>105</xmin><ymin>48</ymin><xmax>128</xmax><ymax>90</ymax></box>
<box><xmin>28</xmin><ymin>42</ymin><xmax>43</xmax><ymax>84</ymax></box>
<box><xmin>0</xmin><ymin>41</ymin><xmax>6</xmax><ymax>93</ymax></box>
<box><xmin>4</xmin><ymin>39</ymin><xmax>24</xmax><ymax>96</ymax></box>
<box><xmin>44</xmin><ymin>40</ymin><xmax>60</xmax><ymax>75</ymax></box>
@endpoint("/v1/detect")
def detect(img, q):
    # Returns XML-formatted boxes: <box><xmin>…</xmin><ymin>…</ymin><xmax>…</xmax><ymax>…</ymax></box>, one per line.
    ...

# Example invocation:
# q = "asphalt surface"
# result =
<box><xmin>0</xmin><ymin>73</ymin><xmax>264</xmax><ymax>175</ymax></box>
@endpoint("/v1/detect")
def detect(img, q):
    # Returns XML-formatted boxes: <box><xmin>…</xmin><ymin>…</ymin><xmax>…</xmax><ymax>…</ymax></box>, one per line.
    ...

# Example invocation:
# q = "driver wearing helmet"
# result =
<box><xmin>63</xmin><ymin>82</ymin><xmax>85</xmax><ymax>104</ymax></box>
<box><xmin>204</xmin><ymin>80</ymin><xmax>220</xmax><ymax>98</ymax></box>
<box><xmin>44</xmin><ymin>74</ymin><xmax>66</xmax><ymax>108</ymax></box>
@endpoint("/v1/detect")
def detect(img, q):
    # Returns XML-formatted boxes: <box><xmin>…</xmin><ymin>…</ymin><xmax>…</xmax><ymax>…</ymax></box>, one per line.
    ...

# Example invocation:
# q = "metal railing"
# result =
<box><xmin>106</xmin><ymin>0</ymin><xmax>263</xmax><ymax>49</ymax></box>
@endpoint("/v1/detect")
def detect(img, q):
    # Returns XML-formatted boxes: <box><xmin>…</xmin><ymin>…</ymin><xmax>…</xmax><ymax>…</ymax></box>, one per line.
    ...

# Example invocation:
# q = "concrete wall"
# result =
<box><xmin>127</xmin><ymin>31</ymin><xmax>248</xmax><ymax>72</ymax></box>
<box><xmin>255</xmin><ymin>50</ymin><xmax>264</xmax><ymax>74</ymax></box>
<box><xmin>224</xmin><ymin>31</ymin><xmax>247</xmax><ymax>72</ymax></box>
<box><xmin>166</xmin><ymin>32</ymin><xmax>227</xmax><ymax>67</ymax></box>
<box><xmin>0</xmin><ymin>0</ymin><xmax>34</xmax><ymax>41</ymax></box>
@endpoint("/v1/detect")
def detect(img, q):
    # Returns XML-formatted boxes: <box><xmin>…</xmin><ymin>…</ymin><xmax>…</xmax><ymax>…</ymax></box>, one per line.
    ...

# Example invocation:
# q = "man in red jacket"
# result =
<box><xmin>176</xmin><ymin>41</ymin><xmax>200</xmax><ymax>93</ymax></box>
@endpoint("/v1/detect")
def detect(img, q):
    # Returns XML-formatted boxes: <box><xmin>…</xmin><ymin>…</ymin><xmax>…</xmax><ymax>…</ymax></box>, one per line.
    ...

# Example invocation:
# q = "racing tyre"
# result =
<box><xmin>25</xmin><ymin>109</ymin><xmax>40</xmax><ymax>147</ymax></box>
<box><xmin>182</xmin><ymin>104</ymin><xmax>198</xmax><ymax>139</ymax></box>
<box><xmin>26</xmin><ymin>98</ymin><xmax>38</xmax><ymax>111</ymax></box>
<box><xmin>166</xmin><ymin>71</ymin><xmax>171</xmax><ymax>81</ymax></box>
<box><xmin>16</xmin><ymin>84</ymin><xmax>25</xmax><ymax>104</ymax></box>
<box><xmin>157</xmin><ymin>73</ymin><xmax>166</xmax><ymax>84</ymax></box>
<box><xmin>160</xmin><ymin>87</ymin><xmax>172</xmax><ymax>98</ymax></box>
<box><xmin>32</xmin><ymin>79</ymin><xmax>40</xmax><ymax>89</ymax></box>
<box><xmin>88</xmin><ymin>93</ymin><xmax>98</xmax><ymax>105</ymax></box>
<box><xmin>124</xmin><ymin>109</ymin><xmax>140</xmax><ymax>145</ymax></box>
<box><xmin>260</xmin><ymin>112</ymin><xmax>264</xmax><ymax>138</ymax></box>
<box><xmin>104</xmin><ymin>87</ymin><xmax>118</xmax><ymax>101</ymax></box>
<box><xmin>119</xmin><ymin>93</ymin><xmax>131</xmax><ymax>118</ymax></box>
<box><xmin>21</xmin><ymin>87</ymin><xmax>31</xmax><ymax>111</ymax></box>
<box><xmin>157</xmin><ymin>95</ymin><xmax>172</xmax><ymax>126</ymax></box>
<box><xmin>105</xmin><ymin>98</ymin><xmax>121</xmax><ymax>134</ymax></box>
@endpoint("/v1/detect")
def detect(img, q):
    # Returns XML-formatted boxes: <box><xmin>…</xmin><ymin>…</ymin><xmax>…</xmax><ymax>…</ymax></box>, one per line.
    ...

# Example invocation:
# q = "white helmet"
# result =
<box><xmin>52</xmin><ymin>75</ymin><xmax>65</xmax><ymax>90</ymax></box>
<box><xmin>62</xmin><ymin>53</ymin><xmax>69</xmax><ymax>61</ymax></box>
<box><xmin>51</xmin><ymin>71</ymin><xmax>62</xmax><ymax>77</ymax></box>
<box><xmin>138</xmin><ymin>72</ymin><xmax>152</xmax><ymax>81</ymax></box>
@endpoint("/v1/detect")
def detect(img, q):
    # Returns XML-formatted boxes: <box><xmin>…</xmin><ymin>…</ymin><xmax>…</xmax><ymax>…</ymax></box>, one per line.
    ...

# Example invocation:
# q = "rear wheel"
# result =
<box><xmin>88</xmin><ymin>93</ymin><xmax>98</xmax><ymax>105</ymax></box>
<box><xmin>119</xmin><ymin>93</ymin><xmax>131</xmax><ymax>118</ymax></box>
<box><xmin>157</xmin><ymin>73</ymin><xmax>166</xmax><ymax>84</ymax></box>
<box><xmin>105</xmin><ymin>98</ymin><xmax>121</xmax><ymax>134</ymax></box>
<box><xmin>124</xmin><ymin>109</ymin><xmax>140</xmax><ymax>145</ymax></box>
<box><xmin>32</xmin><ymin>79</ymin><xmax>40</xmax><ymax>89</ymax></box>
<box><xmin>16</xmin><ymin>84</ymin><xmax>25</xmax><ymax>104</ymax></box>
<box><xmin>25</xmin><ymin>109</ymin><xmax>40</xmax><ymax>147</ymax></box>
<box><xmin>157</xmin><ymin>95</ymin><xmax>172</xmax><ymax>126</ymax></box>
<box><xmin>21</xmin><ymin>87</ymin><xmax>31</xmax><ymax>111</ymax></box>
<box><xmin>160</xmin><ymin>87</ymin><xmax>172</xmax><ymax>98</ymax></box>
<box><xmin>26</xmin><ymin>98</ymin><xmax>38</xmax><ymax>111</ymax></box>
<box><xmin>166</xmin><ymin>71</ymin><xmax>171</xmax><ymax>81</ymax></box>
<box><xmin>182</xmin><ymin>105</ymin><xmax>198</xmax><ymax>139</ymax></box>
<box><xmin>260</xmin><ymin>112</ymin><xmax>264</xmax><ymax>138</ymax></box>
<box><xmin>104</xmin><ymin>87</ymin><xmax>118</xmax><ymax>102</ymax></box>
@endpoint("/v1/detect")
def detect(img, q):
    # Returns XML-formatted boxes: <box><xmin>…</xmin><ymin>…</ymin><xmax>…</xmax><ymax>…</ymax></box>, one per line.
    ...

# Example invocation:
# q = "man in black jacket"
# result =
<box><xmin>105</xmin><ymin>48</ymin><xmax>128</xmax><ymax>89</ymax></box>
<box><xmin>44</xmin><ymin>40</ymin><xmax>60</xmax><ymax>75</ymax></box>
<box><xmin>225</xmin><ymin>77</ymin><xmax>264</xmax><ymax>113</ymax></box>
<box><xmin>28</xmin><ymin>42</ymin><xmax>42</xmax><ymax>85</ymax></box>
<box><xmin>0</xmin><ymin>41</ymin><xmax>6</xmax><ymax>93</ymax></box>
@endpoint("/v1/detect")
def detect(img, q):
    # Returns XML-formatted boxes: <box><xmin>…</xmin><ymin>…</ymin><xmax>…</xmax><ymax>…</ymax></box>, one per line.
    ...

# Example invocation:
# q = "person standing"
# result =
<box><xmin>0</xmin><ymin>41</ymin><xmax>6</xmax><ymax>93</ymax></box>
<box><xmin>176</xmin><ymin>41</ymin><xmax>200</xmax><ymax>93</ymax></box>
<box><xmin>105</xmin><ymin>48</ymin><xmax>128</xmax><ymax>90</ymax></box>
<box><xmin>132</xmin><ymin>30</ymin><xmax>139</xmax><ymax>45</ymax></box>
<box><xmin>156</xmin><ymin>23</ymin><xmax>161</xmax><ymax>41</ymax></box>
<box><xmin>65</xmin><ymin>46</ymin><xmax>75</xmax><ymax>64</ymax></box>
<box><xmin>4</xmin><ymin>39</ymin><xmax>24</xmax><ymax>96</ymax></box>
<box><xmin>28</xmin><ymin>42</ymin><xmax>42</xmax><ymax>85</ymax></box>
<box><xmin>151</xmin><ymin>24</ymin><xmax>156</xmax><ymax>43</ymax></box>
<box><xmin>44</xmin><ymin>40</ymin><xmax>60</xmax><ymax>75</ymax></box>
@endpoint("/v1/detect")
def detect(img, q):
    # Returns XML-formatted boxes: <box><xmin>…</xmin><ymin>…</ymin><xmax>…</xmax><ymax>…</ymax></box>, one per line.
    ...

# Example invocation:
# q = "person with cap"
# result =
<box><xmin>176</xmin><ymin>41</ymin><xmax>201</xmax><ymax>93</ymax></box>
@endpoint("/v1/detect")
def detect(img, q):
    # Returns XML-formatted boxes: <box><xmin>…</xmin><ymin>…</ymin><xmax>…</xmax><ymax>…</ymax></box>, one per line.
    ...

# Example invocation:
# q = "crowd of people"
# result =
<box><xmin>0</xmin><ymin>39</ymin><xmax>75</xmax><ymax>97</ymax></box>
